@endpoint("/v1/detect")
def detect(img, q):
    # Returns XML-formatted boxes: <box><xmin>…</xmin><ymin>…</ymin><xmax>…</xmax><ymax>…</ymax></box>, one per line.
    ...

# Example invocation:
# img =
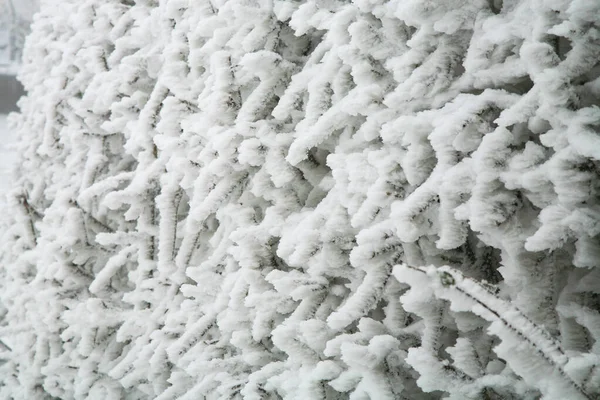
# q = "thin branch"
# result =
<box><xmin>399</xmin><ymin>265</ymin><xmax>594</xmax><ymax>400</ymax></box>
<box><xmin>74</xmin><ymin>200</ymin><xmax>114</xmax><ymax>233</ymax></box>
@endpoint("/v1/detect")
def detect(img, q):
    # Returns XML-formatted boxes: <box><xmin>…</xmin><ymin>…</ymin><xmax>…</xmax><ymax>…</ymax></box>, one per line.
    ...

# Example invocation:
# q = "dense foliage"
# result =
<box><xmin>1</xmin><ymin>0</ymin><xmax>599</xmax><ymax>399</ymax></box>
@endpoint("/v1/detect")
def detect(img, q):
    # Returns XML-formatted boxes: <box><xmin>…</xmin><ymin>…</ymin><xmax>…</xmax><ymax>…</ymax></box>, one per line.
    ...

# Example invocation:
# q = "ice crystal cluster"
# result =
<box><xmin>1</xmin><ymin>0</ymin><xmax>599</xmax><ymax>399</ymax></box>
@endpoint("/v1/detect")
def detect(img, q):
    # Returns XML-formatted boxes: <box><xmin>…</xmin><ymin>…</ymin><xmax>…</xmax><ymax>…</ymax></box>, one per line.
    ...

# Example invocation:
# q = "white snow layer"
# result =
<box><xmin>0</xmin><ymin>0</ymin><xmax>599</xmax><ymax>399</ymax></box>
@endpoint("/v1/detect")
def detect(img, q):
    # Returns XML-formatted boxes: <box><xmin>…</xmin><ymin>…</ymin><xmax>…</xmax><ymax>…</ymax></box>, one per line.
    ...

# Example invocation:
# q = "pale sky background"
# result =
<box><xmin>0</xmin><ymin>0</ymin><xmax>39</xmax><ymax>20</ymax></box>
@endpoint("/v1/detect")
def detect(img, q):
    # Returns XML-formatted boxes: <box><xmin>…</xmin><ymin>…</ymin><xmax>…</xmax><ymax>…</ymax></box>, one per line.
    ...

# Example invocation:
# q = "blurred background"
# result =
<box><xmin>1</xmin><ymin>0</ymin><xmax>38</xmax><ymax>111</ymax></box>
<box><xmin>0</xmin><ymin>0</ymin><xmax>38</xmax><ymax>196</ymax></box>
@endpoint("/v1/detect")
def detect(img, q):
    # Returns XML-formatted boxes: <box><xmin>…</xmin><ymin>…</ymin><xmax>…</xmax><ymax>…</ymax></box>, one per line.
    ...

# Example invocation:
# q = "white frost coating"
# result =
<box><xmin>395</xmin><ymin>264</ymin><xmax>597</xmax><ymax>400</ymax></box>
<box><xmin>0</xmin><ymin>0</ymin><xmax>599</xmax><ymax>399</ymax></box>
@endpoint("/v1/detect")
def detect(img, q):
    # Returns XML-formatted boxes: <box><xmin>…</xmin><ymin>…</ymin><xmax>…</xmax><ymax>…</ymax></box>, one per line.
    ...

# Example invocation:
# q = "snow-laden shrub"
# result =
<box><xmin>0</xmin><ymin>0</ymin><xmax>599</xmax><ymax>399</ymax></box>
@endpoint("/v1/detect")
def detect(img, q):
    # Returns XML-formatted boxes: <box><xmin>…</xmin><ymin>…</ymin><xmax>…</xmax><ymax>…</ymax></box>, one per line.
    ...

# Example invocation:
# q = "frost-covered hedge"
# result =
<box><xmin>1</xmin><ymin>0</ymin><xmax>600</xmax><ymax>399</ymax></box>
